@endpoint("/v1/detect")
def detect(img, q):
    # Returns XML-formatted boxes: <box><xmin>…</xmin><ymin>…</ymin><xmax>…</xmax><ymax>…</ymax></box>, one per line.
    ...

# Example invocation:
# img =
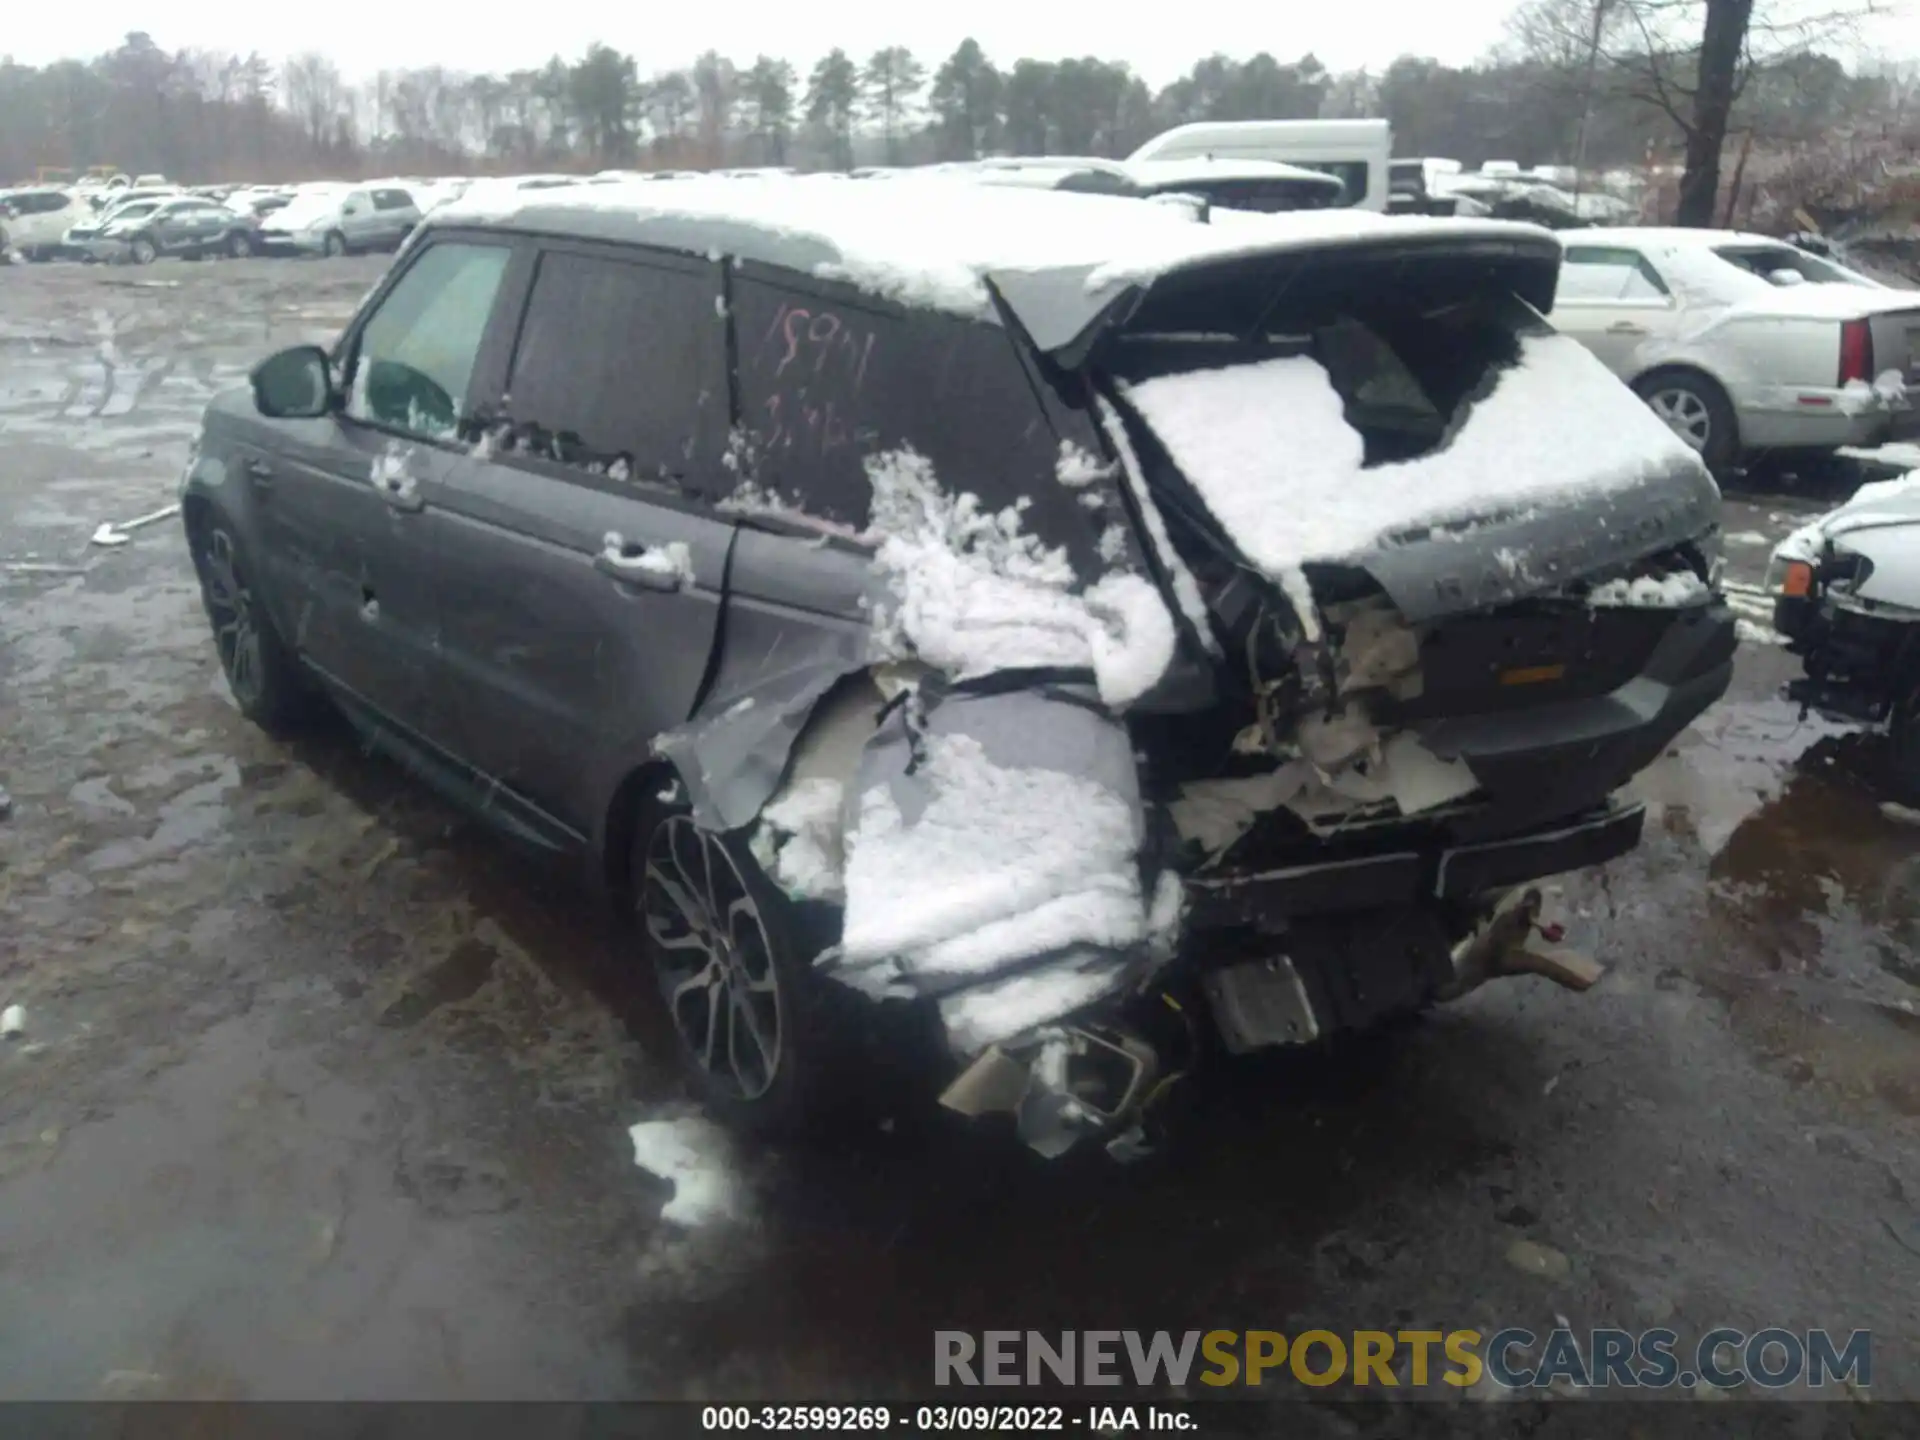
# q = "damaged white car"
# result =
<box><xmin>1769</xmin><ymin>470</ymin><xmax>1920</xmax><ymax>800</ymax></box>
<box><xmin>184</xmin><ymin>177</ymin><xmax>1735</xmax><ymax>1157</ymax></box>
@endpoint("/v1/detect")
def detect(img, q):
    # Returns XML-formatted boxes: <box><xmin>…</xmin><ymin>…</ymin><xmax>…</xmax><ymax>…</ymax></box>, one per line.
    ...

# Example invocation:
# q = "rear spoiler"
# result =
<box><xmin>988</xmin><ymin>224</ymin><xmax>1563</xmax><ymax>369</ymax></box>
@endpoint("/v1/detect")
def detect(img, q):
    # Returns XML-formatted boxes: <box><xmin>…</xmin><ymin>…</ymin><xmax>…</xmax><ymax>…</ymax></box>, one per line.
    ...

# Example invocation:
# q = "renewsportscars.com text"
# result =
<box><xmin>934</xmin><ymin>1328</ymin><xmax>1871</xmax><ymax>1390</ymax></box>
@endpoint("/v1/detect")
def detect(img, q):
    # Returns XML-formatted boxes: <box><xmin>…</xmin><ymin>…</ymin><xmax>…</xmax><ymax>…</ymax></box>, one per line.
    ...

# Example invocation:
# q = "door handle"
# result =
<box><xmin>376</xmin><ymin>470</ymin><xmax>424</xmax><ymax>513</ymax></box>
<box><xmin>244</xmin><ymin>457</ymin><xmax>274</xmax><ymax>488</ymax></box>
<box><xmin>596</xmin><ymin>532</ymin><xmax>685</xmax><ymax>592</ymax></box>
<box><xmin>1607</xmin><ymin>320</ymin><xmax>1649</xmax><ymax>336</ymax></box>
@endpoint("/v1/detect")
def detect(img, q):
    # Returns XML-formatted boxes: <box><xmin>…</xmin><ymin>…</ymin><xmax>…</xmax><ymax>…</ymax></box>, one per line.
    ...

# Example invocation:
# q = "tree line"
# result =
<box><xmin>1</xmin><ymin>13</ymin><xmax>1909</xmax><ymax>224</ymax></box>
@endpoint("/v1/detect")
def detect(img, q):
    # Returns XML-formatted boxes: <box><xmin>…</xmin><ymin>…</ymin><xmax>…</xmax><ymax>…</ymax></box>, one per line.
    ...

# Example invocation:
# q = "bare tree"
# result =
<box><xmin>282</xmin><ymin>52</ymin><xmax>346</xmax><ymax>153</ymax></box>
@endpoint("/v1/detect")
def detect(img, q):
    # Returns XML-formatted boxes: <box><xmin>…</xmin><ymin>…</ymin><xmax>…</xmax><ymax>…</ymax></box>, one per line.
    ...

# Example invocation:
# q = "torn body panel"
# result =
<box><xmin>825</xmin><ymin>681</ymin><xmax>1153</xmax><ymax>1052</ymax></box>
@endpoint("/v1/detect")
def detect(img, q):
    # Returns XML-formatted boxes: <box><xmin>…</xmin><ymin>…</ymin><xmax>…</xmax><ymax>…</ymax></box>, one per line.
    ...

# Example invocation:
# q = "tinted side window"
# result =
<box><xmin>1559</xmin><ymin>247</ymin><xmax>1669</xmax><ymax>302</ymax></box>
<box><xmin>1296</xmin><ymin>160</ymin><xmax>1367</xmax><ymax>208</ymax></box>
<box><xmin>373</xmin><ymin>189</ymin><xmax>412</xmax><ymax>211</ymax></box>
<box><xmin>502</xmin><ymin>249</ymin><xmax>725</xmax><ymax>487</ymax></box>
<box><xmin>730</xmin><ymin>274</ymin><xmax>1092</xmax><ymax>558</ymax></box>
<box><xmin>347</xmin><ymin>240</ymin><xmax>512</xmax><ymax>441</ymax></box>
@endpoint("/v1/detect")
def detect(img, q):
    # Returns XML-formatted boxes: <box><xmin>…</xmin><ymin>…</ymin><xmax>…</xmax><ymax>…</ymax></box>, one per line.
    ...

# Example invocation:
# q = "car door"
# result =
<box><xmin>371</xmin><ymin>189</ymin><xmax>412</xmax><ymax>249</ymax></box>
<box><xmin>429</xmin><ymin>242</ymin><xmax>733</xmax><ymax>835</ymax></box>
<box><xmin>1548</xmin><ymin>245</ymin><xmax>1682</xmax><ymax>374</ymax></box>
<box><xmin>21</xmin><ymin>192</ymin><xmax>73</xmax><ymax>250</ymax></box>
<box><xmin>338</xmin><ymin>190</ymin><xmax>377</xmax><ymax>250</ymax></box>
<box><xmin>146</xmin><ymin>202</ymin><xmax>190</xmax><ymax>254</ymax></box>
<box><xmin>249</xmin><ymin>236</ymin><xmax>518</xmax><ymax>739</ymax></box>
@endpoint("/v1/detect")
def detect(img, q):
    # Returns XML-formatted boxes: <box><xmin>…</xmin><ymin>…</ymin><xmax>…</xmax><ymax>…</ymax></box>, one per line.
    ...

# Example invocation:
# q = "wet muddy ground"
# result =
<box><xmin>2</xmin><ymin>258</ymin><xmax>1918</xmax><ymax>1404</ymax></box>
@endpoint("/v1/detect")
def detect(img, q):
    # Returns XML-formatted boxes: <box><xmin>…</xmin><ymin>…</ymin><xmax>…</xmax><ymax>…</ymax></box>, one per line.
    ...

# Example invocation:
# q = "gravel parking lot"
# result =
<box><xmin>2</xmin><ymin>256</ymin><xmax>1919</xmax><ymax>1405</ymax></box>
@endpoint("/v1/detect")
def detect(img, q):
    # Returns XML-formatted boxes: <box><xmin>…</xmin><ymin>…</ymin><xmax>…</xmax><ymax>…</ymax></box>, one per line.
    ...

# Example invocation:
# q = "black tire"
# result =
<box><xmin>226</xmin><ymin>229</ymin><xmax>252</xmax><ymax>259</ymax></box>
<box><xmin>1633</xmin><ymin>368</ymin><xmax>1738</xmax><ymax>477</ymax></box>
<box><xmin>127</xmin><ymin>235</ymin><xmax>156</xmax><ymax>266</ymax></box>
<box><xmin>630</xmin><ymin>803</ymin><xmax>851</xmax><ymax>1138</ymax></box>
<box><xmin>187</xmin><ymin>517</ymin><xmax>321</xmax><ymax>734</ymax></box>
<box><xmin>322</xmin><ymin>230</ymin><xmax>348</xmax><ymax>259</ymax></box>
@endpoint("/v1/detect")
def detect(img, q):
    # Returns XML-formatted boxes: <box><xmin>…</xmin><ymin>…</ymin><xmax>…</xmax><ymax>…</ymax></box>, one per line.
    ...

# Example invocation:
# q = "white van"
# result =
<box><xmin>1127</xmin><ymin>119</ymin><xmax>1393</xmax><ymax>212</ymax></box>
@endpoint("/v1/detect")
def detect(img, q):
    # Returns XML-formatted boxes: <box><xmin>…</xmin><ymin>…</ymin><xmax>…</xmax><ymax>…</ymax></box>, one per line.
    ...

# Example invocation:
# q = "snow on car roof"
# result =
<box><xmin>1556</xmin><ymin>226</ymin><xmax>1787</xmax><ymax>249</ymax></box>
<box><xmin>1122</xmin><ymin>157</ymin><xmax>1343</xmax><ymax>188</ymax></box>
<box><xmin>430</xmin><ymin>174</ymin><xmax>1547</xmax><ymax>318</ymax></box>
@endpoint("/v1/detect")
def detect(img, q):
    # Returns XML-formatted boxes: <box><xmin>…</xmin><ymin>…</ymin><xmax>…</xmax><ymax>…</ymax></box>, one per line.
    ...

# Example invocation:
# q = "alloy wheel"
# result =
<box><xmin>1647</xmin><ymin>388</ymin><xmax>1712</xmax><ymax>452</ymax></box>
<box><xmin>200</xmin><ymin>529</ymin><xmax>264</xmax><ymax>706</ymax></box>
<box><xmin>639</xmin><ymin>815</ymin><xmax>784</xmax><ymax>1100</ymax></box>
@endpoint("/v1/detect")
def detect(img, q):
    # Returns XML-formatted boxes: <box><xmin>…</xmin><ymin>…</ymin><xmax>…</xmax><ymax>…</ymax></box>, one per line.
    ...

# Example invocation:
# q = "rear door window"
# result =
<box><xmin>500</xmin><ymin>248</ymin><xmax>726</xmax><ymax>487</ymax></box>
<box><xmin>346</xmin><ymin>240</ymin><xmax>513</xmax><ymax>441</ymax></box>
<box><xmin>729</xmin><ymin>272</ymin><xmax>1094</xmax><ymax>557</ymax></box>
<box><xmin>1558</xmin><ymin>247</ymin><xmax>1670</xmax><ymax>302</ymax></box>
<box><xmin>373</xmin><ymin>189</ymin><xmax>413</xmax><ymax>211</ymax></box>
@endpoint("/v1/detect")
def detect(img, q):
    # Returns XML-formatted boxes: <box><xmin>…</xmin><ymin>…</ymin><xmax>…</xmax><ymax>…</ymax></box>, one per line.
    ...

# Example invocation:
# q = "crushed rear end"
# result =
<box><xmin>945</xmin><ymin>222</ymin><xmax>1733</xmax><ymax>1151</ymax></box>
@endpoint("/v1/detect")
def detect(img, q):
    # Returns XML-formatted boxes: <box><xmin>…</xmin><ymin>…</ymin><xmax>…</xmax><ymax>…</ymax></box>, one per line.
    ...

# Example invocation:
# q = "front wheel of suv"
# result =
<box><xmin>631</xmin><ymin>805</ymin><xmax>848</xmax><ymax>1137</ymax></box>
<box><xmin>322</xmin><ymin>230</ymin><xmax>348</xmax><ymax>259</ymax></box>
<box><xmin>188</xmin><ymin>518</ymin><xmax>321</xmax><ymax>734</ymax></box>
<box><xmin>127</xmin><ymin>236</ymin><xmax>157</xmax><ymax>265</ymax></box>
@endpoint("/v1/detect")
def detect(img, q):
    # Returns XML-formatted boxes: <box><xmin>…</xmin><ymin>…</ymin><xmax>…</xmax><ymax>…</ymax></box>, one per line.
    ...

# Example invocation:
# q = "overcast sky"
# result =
<box><xmin>6</xmin><ymin>0</ymin><xmax>1919</xmax><ymax>87</ymax></box>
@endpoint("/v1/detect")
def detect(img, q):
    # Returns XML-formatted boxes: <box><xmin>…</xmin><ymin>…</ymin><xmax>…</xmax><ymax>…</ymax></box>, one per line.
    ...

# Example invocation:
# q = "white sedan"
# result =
<box><xmin>1548</xmin><ymin>227</ymin><xmax>1920</xmax><ymax>473</ymax></box>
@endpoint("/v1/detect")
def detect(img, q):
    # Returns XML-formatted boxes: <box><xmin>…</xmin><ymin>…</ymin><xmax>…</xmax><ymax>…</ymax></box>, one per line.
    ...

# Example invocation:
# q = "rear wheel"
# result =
<box><xmin>631</xmin><ymin>805</ymin><xmax>846</xmax><ymax>1137</ymax></box>
<box><xmin>127</xmin><ymin>236</ymin><xmax>156</xmax><ymax>265</ymax></box>
<box><xmin>1634</xmin><ymin>368</ymin><xmax>1737</xmax><ymax>476</ymax></box>
<box><xmin>188</xmin><ymin>517</ymin><xmax>321</xmax><ymax>734</ymax></box>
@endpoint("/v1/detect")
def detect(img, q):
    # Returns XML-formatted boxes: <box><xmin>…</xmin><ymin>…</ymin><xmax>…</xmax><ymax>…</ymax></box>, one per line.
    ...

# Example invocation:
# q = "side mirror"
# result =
<box><xmin>251</xmin><ymin>345</ymin><xmax>334</xmax><ymax>419</ymax></box>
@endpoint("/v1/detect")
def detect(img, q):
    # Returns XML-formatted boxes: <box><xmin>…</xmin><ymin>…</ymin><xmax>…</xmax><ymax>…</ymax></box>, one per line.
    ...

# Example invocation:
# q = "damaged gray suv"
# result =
<box><xmin>181</xmin><ymin>176</ymin><xmax>1734</xmax><ymax>1156</ymax></box>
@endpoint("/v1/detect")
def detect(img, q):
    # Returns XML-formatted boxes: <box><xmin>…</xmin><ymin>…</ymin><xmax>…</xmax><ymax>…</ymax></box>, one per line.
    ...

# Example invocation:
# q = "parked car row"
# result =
<box><xmin>1</xmin><ymin>178</ymin><xmax>432</xmax><ymax>265</ymax></box>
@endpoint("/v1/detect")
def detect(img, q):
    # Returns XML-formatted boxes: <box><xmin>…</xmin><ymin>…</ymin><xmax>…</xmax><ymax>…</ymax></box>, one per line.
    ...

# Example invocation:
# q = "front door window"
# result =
<box><xmin>345</xmin><ymin>241</ymin><xmax>511</xmax><ymax>442</ymax></box>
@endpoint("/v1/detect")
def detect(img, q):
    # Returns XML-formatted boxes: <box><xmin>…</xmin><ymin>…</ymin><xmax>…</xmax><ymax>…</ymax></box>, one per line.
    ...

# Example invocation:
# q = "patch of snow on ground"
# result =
<box><xmin>628</xmin><ymin>1115</ymin><xmax>746</xmax><ymax>1226</ymax></box>
<box><xmin>837</xmin><ymin>730</ymin><xmax>1145</xmax><ymax>1021</ymax></box>
<box><xmin>864</xmin><ymin>447</ymin><xmax>1175</xmax><ymax>708</ymax></box>
<box><xmin>1119</xmin><ymin>334</ymin><xmax>1703</xmax><ymax>580</ymax></box>
<box><xmin>1840</xmin><ymin>442</ymin><xmax>1920</xmax><ymax>470</ymax></box>
<box><xmin>1736</xmin><ymin>618</ymin><xmax>1784</xmax><ymax>646</ymax></box>
<box><xmin>1723</xmin><ymin>530</ymin><xmax>1770</xmax><ymax>547</ymax></box>
<box><xmin>1588</xmin><ymin>570</ymin><xmax>1711</xmax><ymax>607</ymax></box>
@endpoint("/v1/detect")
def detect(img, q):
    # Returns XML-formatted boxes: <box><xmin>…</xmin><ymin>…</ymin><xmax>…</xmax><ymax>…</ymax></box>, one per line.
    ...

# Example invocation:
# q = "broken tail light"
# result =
<box><xmin>1839</xmin><ymin>318</ymin><xmax>1874</xmax><ymax>387</ymax></box>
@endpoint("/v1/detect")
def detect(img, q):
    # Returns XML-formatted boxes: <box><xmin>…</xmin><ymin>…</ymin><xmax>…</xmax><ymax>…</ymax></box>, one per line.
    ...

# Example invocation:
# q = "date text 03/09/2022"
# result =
<box><xmin>699</xmin><ymin>1405</ymin><xmax>1195</xmax><ymax>1432</ymax></box>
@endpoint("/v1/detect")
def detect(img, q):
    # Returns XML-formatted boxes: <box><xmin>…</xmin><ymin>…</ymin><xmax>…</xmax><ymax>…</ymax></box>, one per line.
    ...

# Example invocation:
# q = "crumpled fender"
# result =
<box><xmin>820</xmin><ymin>678</ymin><xmax>1159</xmax><ymax>1055</ymax></box>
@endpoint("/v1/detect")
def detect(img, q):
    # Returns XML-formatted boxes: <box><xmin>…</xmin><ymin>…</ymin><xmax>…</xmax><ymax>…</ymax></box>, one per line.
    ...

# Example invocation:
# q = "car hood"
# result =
<box><xmin>1773</xmin><ymin>470</ymin><xmax>1920</xmax><ymax>563</ymax></box>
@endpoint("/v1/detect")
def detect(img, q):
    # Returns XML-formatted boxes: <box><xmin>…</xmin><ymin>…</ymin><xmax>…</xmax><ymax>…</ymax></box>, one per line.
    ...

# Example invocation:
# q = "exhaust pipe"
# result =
<box><xmin>1440</xmin><ymin>887</ymin><xmax>1605</xmax><ymax>1000</ymax></box>
<box><xmin>940</xmin><ymin>1017</ymin><xmax>1182</xmax><ymax>1160</ymax></box>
